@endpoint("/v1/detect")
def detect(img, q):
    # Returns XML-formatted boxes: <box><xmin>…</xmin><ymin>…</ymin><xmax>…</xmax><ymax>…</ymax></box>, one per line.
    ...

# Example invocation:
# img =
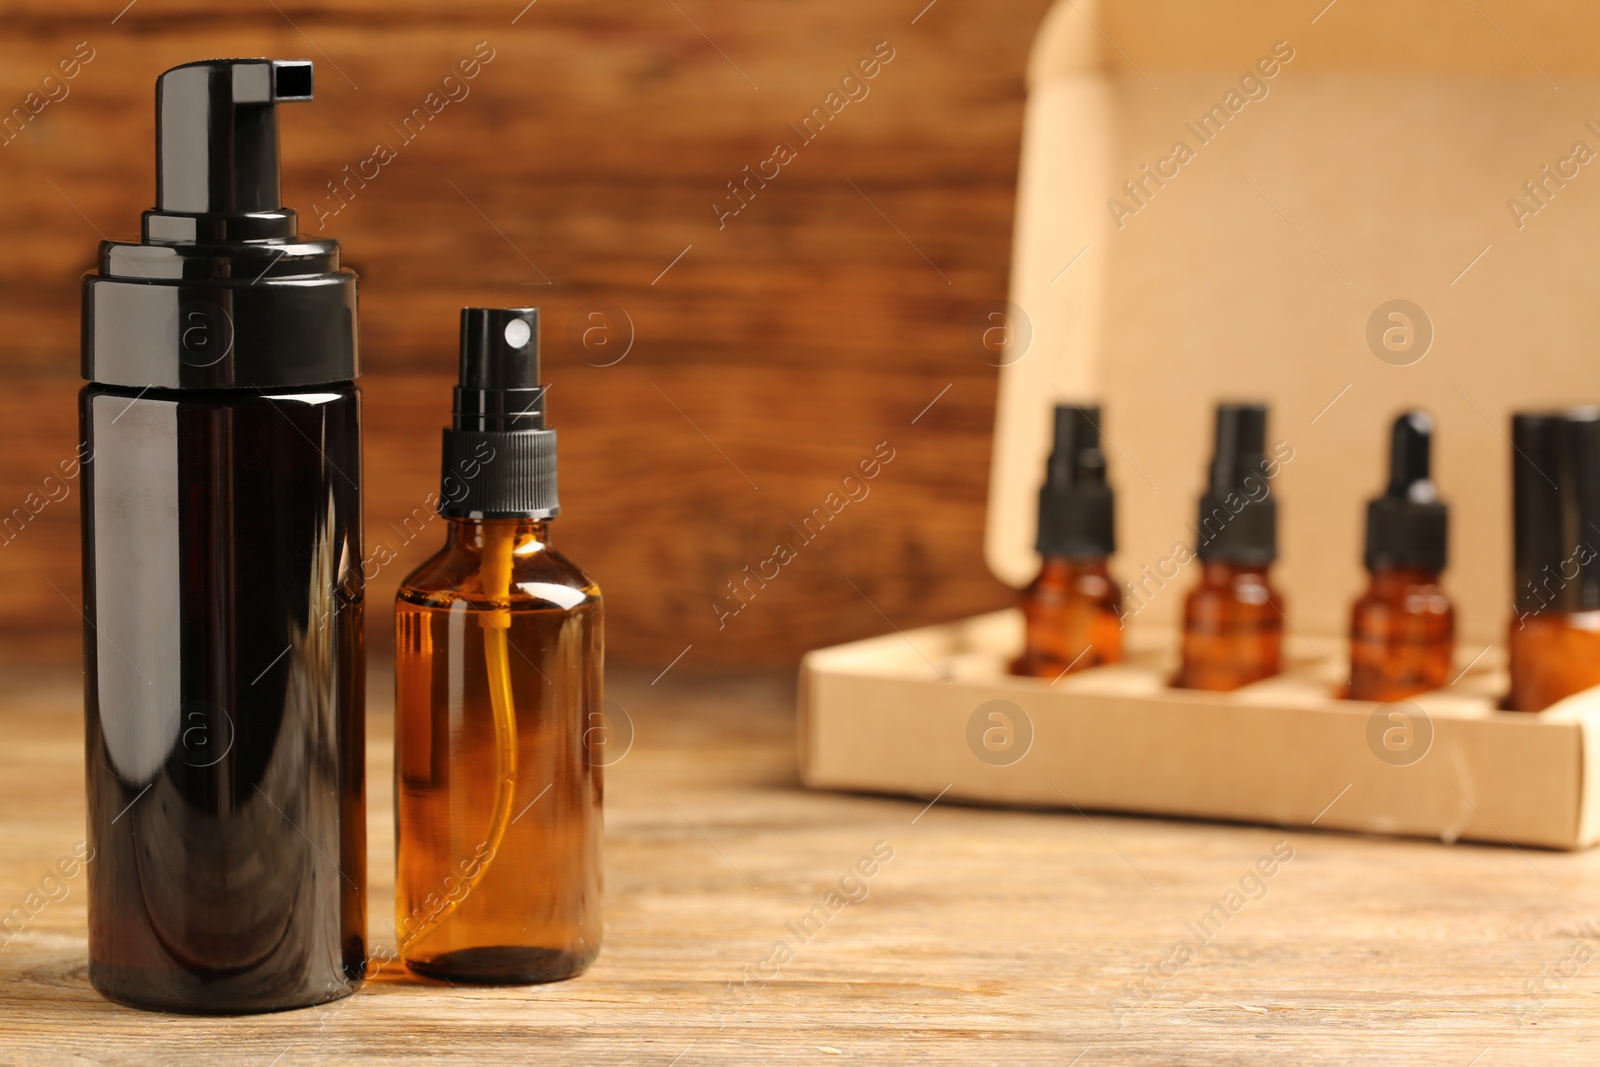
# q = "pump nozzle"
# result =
<box><xmin>84</xmin><ymin>58</ymin><xmax>357</xmax><ymax>392</ymax></box>
<box><xmin>1047</xmin><ymin>405</ymin><xmax>1107</xmax><ymax>487</ymax></box>
<box><xmin>1206</xmin><ymin>403</ymin><xmax>1268</xmax><ymax>496</ymax></box>
<box><xmin>455</xmin><ymin>308</ymin><xmax>547</xmax><ymax>432</ymax></box>
<box><xmin>439</xmin><ymin>308</ymin><xmax>559</xmax><ymax>520</ymax></box>
<box><xmin>1035</xmin><ymin>403</ymin><xmax>1114</xmax><ymax>559</ymax></box>
<box><xmin>1195</xmin><ymin>401</ymin><xmax>1277</xmax><ymax>564</ymax></box>
<box><xmin>1365</xmin><ymin>410</ymin><xmax>1447</xmax><ymax>571</ymax></box>
<box><xmin>149</xmin><ymin>59</ymin><xmax>313</xmax><ymax>237</ymax></box>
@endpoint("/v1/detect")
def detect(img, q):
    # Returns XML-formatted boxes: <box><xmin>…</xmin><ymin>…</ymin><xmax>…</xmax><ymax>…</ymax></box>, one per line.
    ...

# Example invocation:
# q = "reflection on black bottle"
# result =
<box><xmin>82</xmin><ymin>385</ymin><xmax>365</xmax><ymax>1013</ymax></box>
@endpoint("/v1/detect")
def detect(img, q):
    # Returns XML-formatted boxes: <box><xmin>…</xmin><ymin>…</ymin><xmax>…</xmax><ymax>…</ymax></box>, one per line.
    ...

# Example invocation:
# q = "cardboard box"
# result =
<box><xmin>801</xmin><ymin>610</ymin><xmax>1600</xmax><ymax>849</ymax></box>
<box><xmin>799</xmin><ymin>0</ymin><xmax>1600</xmax><ymax>849</ymax></box>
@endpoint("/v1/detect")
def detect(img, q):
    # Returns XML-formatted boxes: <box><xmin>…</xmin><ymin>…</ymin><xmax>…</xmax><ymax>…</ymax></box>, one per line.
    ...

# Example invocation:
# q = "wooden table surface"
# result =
<box><xmin>3</xmin><ymin>664</ymin><xmax>1599</xmax><ymax>1066</ymax></box>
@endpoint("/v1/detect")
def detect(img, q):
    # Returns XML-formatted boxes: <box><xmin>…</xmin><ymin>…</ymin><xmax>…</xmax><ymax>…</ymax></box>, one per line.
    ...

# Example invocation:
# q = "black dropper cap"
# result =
<box><xmin>1035</xmin><ymin>404</ymin><xmax>1114</xmax><ymax>558</ymax></box>
<box><xmin>1364</xmin><ymin>412</ymin><xmax>1447</xmax><ymax>571</ymax></box>
<box><xmin>82</xmin><ymin>59</ymin><xmax>357</xmax><ymax>390</ymax></box>
<box><xmin>1512</xmin><ymin>408</ymin><xmax>1600</xmax><ymax>614</ymax></box>
<box><xmin>439</xmin><ymin>308</ymin><xmax>559</xmax><ymax>520</ymax></box>
<box><xmin>1194</xmin><ymin>402</ymin><xmax>1276</xmax><ymax>564</ymax></box>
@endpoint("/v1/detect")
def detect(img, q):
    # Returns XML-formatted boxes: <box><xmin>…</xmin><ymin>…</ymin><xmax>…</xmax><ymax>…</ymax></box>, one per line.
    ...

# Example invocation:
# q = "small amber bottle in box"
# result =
<box><xmin>1174</xmin><ymin>403</ymin><xmax>1285</xmax><ymax>692</ymax></box>
<box><xmin>1506</xmin><ymin>409</ymin><xmax>1600</xmax><ymax>712</ymax></box>
<box><xmin>1012</xmin><ymin>404</ymin><xmax>1123</xmax><ymax>679</ymax></box>
<box><xmin>1348</xmin><ymin>412</ymin><xmax>1454</xmax><ymax>702</ymax></box>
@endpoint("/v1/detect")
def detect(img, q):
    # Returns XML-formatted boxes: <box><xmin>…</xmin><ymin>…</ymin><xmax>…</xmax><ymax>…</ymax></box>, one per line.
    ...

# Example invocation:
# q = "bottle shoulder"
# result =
<box><xmin>397</xmin><ymin>541</ymin><xmax>600</xmax><ymax>613</ymax></box>
<box><xmin>1192</xmin><ymin>563</ymin><xmax>1280</xmax><ymax>591</ymax></box>
<box><xmin>82</xmin><ymin>381</ymin><xmax>359</xmax><ymax>404</ymax></box>
<box><xmin>1025</xmin><ymin>558</ymin><xmax>1120</xmax><ymax>606</ymax></box>
<box><xmin>1354</xmin><ymin>570</ymin><xmax>1452</xmax><ymax>617</ymax></box>
<box><xmin>1186</xmin><ymin>564</ymin><xmax>1283</xmax><ymax>611</ymax></box>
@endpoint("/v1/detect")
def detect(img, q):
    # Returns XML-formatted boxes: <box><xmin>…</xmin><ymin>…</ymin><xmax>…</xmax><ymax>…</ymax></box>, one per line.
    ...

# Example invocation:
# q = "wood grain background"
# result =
<box><xmin>0</xmin><ymin>0</ymin><xmax>1050</xmax><ymax>668</ymax></box>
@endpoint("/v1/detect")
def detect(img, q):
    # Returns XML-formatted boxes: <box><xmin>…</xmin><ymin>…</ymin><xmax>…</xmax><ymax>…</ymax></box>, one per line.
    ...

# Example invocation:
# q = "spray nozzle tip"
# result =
<box><xmin>459</xmin><ymin>308</ymin><xmax>540</xmax><ymax>390</ymax></box>
<box><xmin>266</xmin><ymin>61</ymin><xmax>314</xmax><ymax>101</ymax></box>
<box><xmin>1049</xmin><ymin>403</ymin><xmax>1106</xmax><ymax>486</ymax></box>
<box><xmin>1207</xmin><ymin>402</ymin><xmax>1269</xmax><ymax>493</ymax></box>
<box><xmin>1035</xmin><ymin>402</ymin><xmax>1114</xmax><ymax>558</ymax></box>
<box><xmin>455</xmin><ymin>308</ymin><xmax>545</xmax><ymax>431</ymax></box>
<box><xmin>215</xmin><ymin>59</ymin><xmax>314</xmax><ymax>104</ymax></box>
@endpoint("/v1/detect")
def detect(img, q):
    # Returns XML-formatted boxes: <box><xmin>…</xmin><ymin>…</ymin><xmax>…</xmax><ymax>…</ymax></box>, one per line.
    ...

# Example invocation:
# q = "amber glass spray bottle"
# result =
<box><xmin>1174</xmin><ymin>403</ymin><xmax>1284</xmax><ymax>691</ymax></box>
<box><xmin>1012</xmin><ymin>404</ymin><xmax>1122</xmax><ymax>678</ymax></box>
<box><xmin>394</xmin><ymin>308</ymin><xmax>603</xmax><ymax>982</ymax></box>
<box><xmin>1348</xmin><ymin>412</ymin><xmax>1454</xmax><ymax>701</ymax></box>
<box><xmin>1505</xmin><ymin>409</ymin><xmax>1600</xmax><ymax>711</ymax></box>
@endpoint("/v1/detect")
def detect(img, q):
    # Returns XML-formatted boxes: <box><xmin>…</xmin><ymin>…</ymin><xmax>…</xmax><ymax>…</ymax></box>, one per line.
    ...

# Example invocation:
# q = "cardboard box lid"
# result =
<box><xmin>989</xmin><ymin>0</ymin><xmax>1600</xmax><ymax>645</ymax></box>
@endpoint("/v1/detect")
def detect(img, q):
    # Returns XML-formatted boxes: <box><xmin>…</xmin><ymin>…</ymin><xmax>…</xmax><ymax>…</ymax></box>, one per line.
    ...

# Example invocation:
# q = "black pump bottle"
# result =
<box><xmin>79</xmin><ymin>59</ymin><xmax>365</xmax><ymax>1013</ymax></box>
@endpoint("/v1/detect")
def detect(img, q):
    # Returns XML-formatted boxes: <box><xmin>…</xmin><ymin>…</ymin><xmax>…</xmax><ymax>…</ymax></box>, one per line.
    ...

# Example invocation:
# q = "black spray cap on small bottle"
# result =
<box><xmin>1364</xmin><ymin>412</ymin><xmax>1447</xmax><ymax>571</ymax></box>
<box><xmin>1194</xmin><ymin>402</ymin><xmax>1277</xmax><ymax>564</ymax></box>
<box><xmin>1512</xmin><ymin>408</ymin><xmax>1600</xmax><ymax>614</ymax></box>
<box><xmin>82</xmin><ymin>60</ymin><xmax>358</xmax><ymax>390</ymax></box>
<box><xmin>439</xmin><ymin>308</ymin><xmax>559</xmax><ymax>520</ymax></box>
<box><xmin>1036</xmin><ymin>404</ymin><xmax>1115</xmax><ymax>558</ymax></box>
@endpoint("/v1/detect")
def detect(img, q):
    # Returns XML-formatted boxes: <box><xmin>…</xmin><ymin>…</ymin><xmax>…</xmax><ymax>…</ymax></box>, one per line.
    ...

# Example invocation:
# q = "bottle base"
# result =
<box><xmin>1346</xmin><ymin>677</ymin><xmax>1439</xmax><ymax>703</ymax></box>
<box><xmin>1171</xmin><ymin>668</ymin><xmax>1280</xmax><ymax>693</ymax></box>
<box><xmin>89</xmin><ymin>962</ymin><xmax>361</xmax><ymax>1016</ymax></box>
<box><xmin>404</xmin><ymin>945</ymin><xmax>594</xmax><ymax>985</ymax></box>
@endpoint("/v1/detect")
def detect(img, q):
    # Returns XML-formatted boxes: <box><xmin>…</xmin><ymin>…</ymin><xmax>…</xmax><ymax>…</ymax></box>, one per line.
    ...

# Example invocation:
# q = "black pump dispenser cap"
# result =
<box><xmin>82</xmin><ymin>59</ymin><xmax>358</xmax><ymax>390</ymax></box>
<box><xmin>1194</xmin><ymin>402</ymin><xmax>1277</xmax><ymax>564</ymax></box>
<box><xmin>153</xmin><ymin>59</ymin><xmax>312</xmax><ymax>227</ymax></box>
<box><xmin>1512</xmin><ymin>408</ymin><xmax>1600</xmax><ymax>614</ymax></box>
<box><xmin>439</xmin><ymin>308</ymin><xmax>559</xmax><ymax>520</ymax></box>
<box><xmin>1035</xmin><ymin>404</ymin><xmax>1114</xmax><ymax>558</ymax></box>
<box><xmin>1365</xmin><ymin>411</ymin><xmax>1448</xmax><ymax>571</ymax></box>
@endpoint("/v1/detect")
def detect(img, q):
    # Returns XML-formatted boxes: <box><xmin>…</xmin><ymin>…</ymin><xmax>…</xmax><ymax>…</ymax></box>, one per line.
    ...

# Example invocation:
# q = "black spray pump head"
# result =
<box><xmin>82</xmin><ymin>59</ymin><xmax>357</xmax><ymax>390</ymax></box>
<box><xmin>1512</xmin><ymin>408</ymin><xmax>1600</xmax><ymax>615</ymax></box>
<box><xmin>1194</xmin><ymin>402</ymin><xmax>1277</xmax><ymax>564</ymax></box>
<box><xmin>1035</xmin><ymin>404</ymin><xmax>1114</xmax><ymax>559</ymax></box>
<box><xmin>439</xmin><ymin>308</ymin><xmax>560</xmax><ymax>520</ymax></box>
<box><xmin>151</xmin><ymin>59</ymin><xmax>314</xmax><ymax>235</ymax></box>
<box><xmin>1365</xmin><ymin>411</ymin><xmax>1448</xmax><ymax>571</ymax></box>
